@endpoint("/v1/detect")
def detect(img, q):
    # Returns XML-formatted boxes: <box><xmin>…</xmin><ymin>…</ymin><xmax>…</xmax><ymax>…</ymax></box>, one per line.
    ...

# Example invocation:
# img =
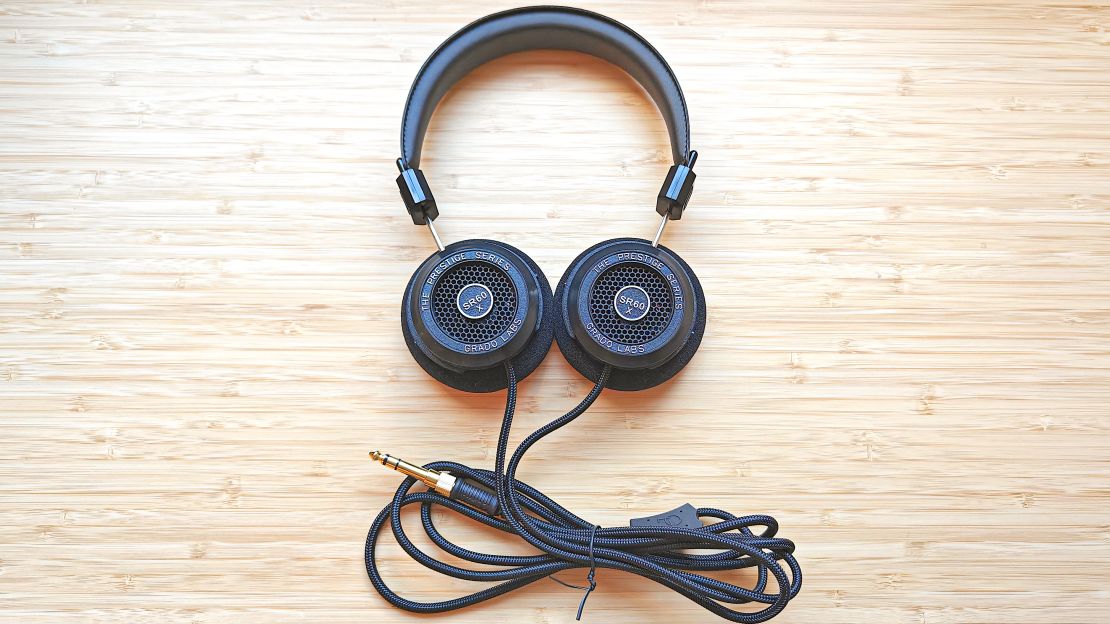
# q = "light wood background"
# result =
<box><xmin>2</xmin><ymin>1</ymin><xmax>1109</xmax><ymax>622</ymax></box>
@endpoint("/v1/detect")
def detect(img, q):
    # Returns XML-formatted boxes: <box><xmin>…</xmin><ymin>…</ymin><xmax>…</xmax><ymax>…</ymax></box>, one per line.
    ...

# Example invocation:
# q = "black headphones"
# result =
<box><xmin>396</xmin><ymin>6</ymin><xmax>704</xmax><ymax>393</ymax></box>
<box><xmin>368</xmin><ymin>9</ymin><xmax>803</xmax><ymax>621</ymax></box>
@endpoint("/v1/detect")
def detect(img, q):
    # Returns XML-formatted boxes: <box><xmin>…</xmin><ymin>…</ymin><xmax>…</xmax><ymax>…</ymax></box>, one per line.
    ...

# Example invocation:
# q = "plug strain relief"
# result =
<box><xmin>450</xmin><ymin>478</ymin><xmax>500</xmax><ymax>516</ymax></box>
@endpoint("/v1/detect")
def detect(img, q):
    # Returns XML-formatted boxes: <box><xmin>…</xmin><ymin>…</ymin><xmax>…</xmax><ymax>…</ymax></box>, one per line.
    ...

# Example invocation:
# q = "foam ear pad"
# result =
<box><xmin>402</xmin><ymin>239</ymin><xmax>554</xmax><ymax>393</ymax></box>
<box><xmin>554</xmin><ymin>237</ymin><xmax>706</xmax><ymax>391</ymax></box>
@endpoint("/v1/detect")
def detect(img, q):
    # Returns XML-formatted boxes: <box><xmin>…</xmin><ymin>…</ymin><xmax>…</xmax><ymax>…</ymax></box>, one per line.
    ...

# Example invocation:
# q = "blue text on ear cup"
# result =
<box><xmin>554</xmin><ymin>238</ymin><xmax>706</xmax><ymax>391</ymax></box>
<box><xmin>402</xmin><ymin>239</ymin><xmax>554</xmax><ymax>393</ymax></box>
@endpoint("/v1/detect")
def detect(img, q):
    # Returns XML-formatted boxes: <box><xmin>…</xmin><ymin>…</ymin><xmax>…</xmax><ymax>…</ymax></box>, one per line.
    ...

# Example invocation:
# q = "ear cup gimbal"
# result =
<box><xmin>395</xmin><ymin>6</ymin><xmax>704</xmax><ymax>392</ymax></box>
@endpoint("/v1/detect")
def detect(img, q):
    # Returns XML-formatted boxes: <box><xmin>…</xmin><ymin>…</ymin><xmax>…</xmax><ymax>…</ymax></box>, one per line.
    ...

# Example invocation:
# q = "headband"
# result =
<box><xmin>396</xmin><ymin>6</ymin><xmax>696</xmax><ymax>229</ymax></box>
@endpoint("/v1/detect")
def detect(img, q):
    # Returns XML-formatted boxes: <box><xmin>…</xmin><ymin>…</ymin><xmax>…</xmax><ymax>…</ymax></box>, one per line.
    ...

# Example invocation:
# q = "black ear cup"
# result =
<box><xmin>554</xmin><ymin>238</ymin><xmax>705</xmax><ymax>391</ymax></box>
<box><xmin>402</xmin><ymin>239</ymin><xmax>554</xmax><ymax>393</ymax></box>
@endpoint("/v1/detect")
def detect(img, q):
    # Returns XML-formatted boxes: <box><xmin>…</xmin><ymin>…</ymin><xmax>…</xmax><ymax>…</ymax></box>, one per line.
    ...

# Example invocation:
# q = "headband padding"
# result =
<box><xmin>400</xmin><ymin>6</ymin><xmax>690</xmax><ymax>168</ymax></box>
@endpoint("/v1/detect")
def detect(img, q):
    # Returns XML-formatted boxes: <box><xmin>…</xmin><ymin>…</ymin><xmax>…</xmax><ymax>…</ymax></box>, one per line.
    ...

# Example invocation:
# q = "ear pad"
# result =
<box><xmin>402</xmin><ymin>239</ymin><xmax>554</xmax><ymax>393</ymax></box>
<box><xmin>554</xmin><ymin>238</ymin><xmax>705</xmax><ymax>391</ymax></box>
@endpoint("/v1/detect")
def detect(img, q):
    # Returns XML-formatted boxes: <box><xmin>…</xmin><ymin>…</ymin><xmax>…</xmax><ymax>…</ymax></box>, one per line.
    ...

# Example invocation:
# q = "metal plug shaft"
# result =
<box><xmin>369</xmin><ymin>450</ymin><xmax>456</xmax><ymax>496</ymax></box>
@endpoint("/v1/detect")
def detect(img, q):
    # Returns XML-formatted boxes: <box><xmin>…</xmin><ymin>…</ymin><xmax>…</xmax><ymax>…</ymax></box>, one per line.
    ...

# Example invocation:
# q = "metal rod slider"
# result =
<box><xmin>427</xmin><ymin>219</ymin><xmax>445</xmax><ymax>252</ymax></box>
<box><xmin>651</xmin><ymin>211</ymin><xmax>669</xmax><ymax>248</ymax></box>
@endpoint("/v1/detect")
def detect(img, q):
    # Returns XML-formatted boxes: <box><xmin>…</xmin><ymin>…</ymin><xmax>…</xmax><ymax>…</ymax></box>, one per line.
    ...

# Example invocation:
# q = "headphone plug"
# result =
<box><xmin>369</xmin><ymin>451</ymin><xmax>499</xmax><ymax>516</ymax></box>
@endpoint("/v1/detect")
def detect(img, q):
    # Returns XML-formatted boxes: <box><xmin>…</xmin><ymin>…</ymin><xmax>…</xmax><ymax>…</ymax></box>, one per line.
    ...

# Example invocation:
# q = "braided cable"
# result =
<box><xmin>364</xmin><ymin>362</ymin><xmax>802</xmax><ymax>621</ymax></box>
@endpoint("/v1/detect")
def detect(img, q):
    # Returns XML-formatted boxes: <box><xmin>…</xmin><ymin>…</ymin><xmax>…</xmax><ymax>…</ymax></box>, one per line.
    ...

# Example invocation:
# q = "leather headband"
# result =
<box><xmin>399</xmin><ymin>6</ymin><xmax>692</xmax><ymax>169</ymax></box>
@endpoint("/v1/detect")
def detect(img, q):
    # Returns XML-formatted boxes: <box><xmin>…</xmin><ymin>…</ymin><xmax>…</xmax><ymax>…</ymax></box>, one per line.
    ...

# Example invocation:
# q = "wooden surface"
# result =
<box><xmin>2</xmin><ymin>1</ymin><xmax>1109</xmax><ymax>622</ymax></box>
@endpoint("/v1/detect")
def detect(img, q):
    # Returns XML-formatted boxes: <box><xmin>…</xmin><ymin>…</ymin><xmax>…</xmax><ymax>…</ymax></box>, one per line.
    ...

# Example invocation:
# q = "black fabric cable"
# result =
<box><xmin>364</xmin><ymin>361</ymin><xmax>802</xmax><ymax>622</ymax></box>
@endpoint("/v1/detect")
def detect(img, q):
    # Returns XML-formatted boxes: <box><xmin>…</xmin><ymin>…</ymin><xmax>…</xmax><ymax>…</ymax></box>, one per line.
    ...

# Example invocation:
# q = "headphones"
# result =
<box><xmin>368</xmin><ymin>9</ymin><xmax>803</xmax><ymax>621</ymax></box>
<box><xmin>396</xmin><ymin>6</ymin><xmax>704</xmax><ymax>393</ymax></box>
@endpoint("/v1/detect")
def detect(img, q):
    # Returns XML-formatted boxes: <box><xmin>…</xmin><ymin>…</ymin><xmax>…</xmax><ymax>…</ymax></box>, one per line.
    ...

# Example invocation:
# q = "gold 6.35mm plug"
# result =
<box><xmin>369</xmin><ymin>451</ymin><xmax>500</xmax><ymax>516</ymax></box>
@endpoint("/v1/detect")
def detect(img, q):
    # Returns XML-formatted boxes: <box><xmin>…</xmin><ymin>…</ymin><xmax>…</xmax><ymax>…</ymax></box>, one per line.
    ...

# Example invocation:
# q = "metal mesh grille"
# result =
<box><xmin>430</xmin><ymin>261</ymin><xmax>517</xmax><ymax>344</ymax></box>
<box><xmin>588</xmin><ymin>263</ymin><xmax>673</xmax><ymax>345</ymax></box>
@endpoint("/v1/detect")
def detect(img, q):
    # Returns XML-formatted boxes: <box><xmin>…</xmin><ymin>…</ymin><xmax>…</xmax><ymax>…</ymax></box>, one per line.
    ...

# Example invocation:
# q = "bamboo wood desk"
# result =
<box><xmin>2</xmin><ymin>1</ymin><xmax>1108</xmax><ymax>622</ymax></box>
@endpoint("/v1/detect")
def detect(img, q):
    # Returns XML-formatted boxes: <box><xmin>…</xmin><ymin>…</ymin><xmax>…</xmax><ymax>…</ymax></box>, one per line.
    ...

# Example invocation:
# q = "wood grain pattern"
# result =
<box><xmin>2</xmin><ymin>1</ymin><xmax>1109</xmax><ymax>622</ymax></box>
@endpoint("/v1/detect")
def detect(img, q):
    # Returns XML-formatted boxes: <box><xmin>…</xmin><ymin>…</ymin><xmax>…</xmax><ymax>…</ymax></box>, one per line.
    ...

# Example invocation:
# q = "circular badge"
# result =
<box><xmin>613</xmin><ymin>284</ymin><xmax>651</xmax><ymax>322</ymax></box>
<box><xmin>456</xmin><ymin>283</ymin><xmax>494</xmax><ymax>320</ymax></box>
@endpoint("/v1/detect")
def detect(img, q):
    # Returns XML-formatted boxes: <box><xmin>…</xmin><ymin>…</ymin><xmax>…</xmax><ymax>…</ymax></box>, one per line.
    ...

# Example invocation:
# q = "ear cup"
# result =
<box><xmin>402</xmin><ymin>239</ymin><xmax>554</xmax><ymax>393</ymax></box>
<box><xmin>554</xmin><ymin>238</ymin><xmax>705</xmax><ymax>391</ymax></box>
